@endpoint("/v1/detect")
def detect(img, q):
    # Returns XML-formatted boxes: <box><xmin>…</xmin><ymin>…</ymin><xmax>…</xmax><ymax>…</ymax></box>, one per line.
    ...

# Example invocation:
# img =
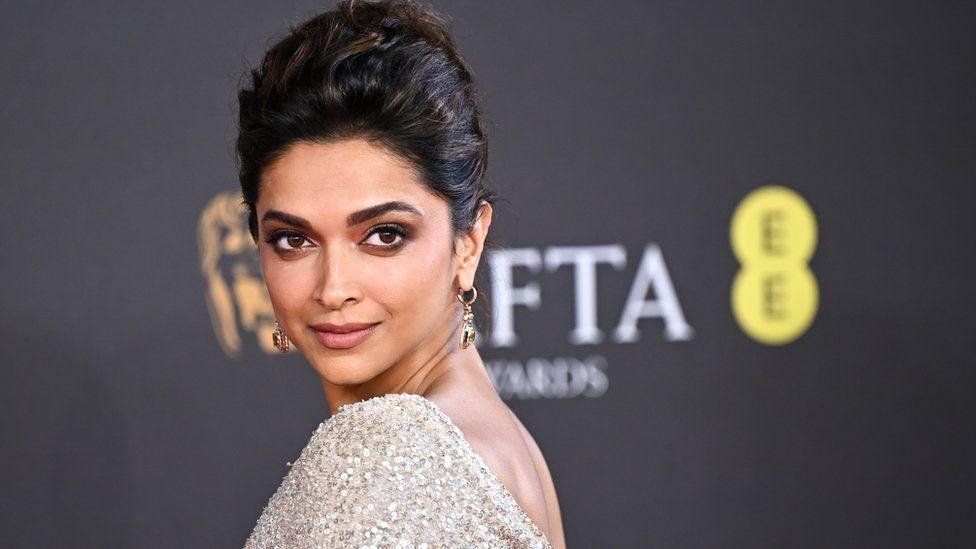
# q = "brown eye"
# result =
<box><xmin>364</xmin><ymin>225</ymin><xmax>408</xmax><ymax>248</ymax></box>
<box><xmin>266</xmin><ymin>231</ymin><xmax>310</xmax><ymax>252</ymax></box>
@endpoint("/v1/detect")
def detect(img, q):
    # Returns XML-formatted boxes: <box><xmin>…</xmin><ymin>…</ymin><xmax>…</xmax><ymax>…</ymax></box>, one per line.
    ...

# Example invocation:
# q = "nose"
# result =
<box><xmin>313</xmin><ymin>247</ymin><xmax>363</xmax><ymax>311</ymax></box>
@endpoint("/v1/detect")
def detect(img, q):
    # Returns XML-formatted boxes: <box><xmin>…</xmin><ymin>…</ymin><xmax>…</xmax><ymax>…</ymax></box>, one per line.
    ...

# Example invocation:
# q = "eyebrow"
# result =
<box><xmin>261</xmin><ymin>201</ymin><xmax>424</xmax><ymax>230</ymax></box>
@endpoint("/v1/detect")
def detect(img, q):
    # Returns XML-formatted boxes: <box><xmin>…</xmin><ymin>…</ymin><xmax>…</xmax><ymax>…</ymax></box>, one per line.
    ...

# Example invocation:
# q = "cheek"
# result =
<box><xmin>259</xmin><ymin>251</ymin><xmax>315</xmax><ymax>312</ymax></box>
<box><xmin>374</xmin><ymin>242</ymin><xmax>454</xmax><ymax>316</ymax></box>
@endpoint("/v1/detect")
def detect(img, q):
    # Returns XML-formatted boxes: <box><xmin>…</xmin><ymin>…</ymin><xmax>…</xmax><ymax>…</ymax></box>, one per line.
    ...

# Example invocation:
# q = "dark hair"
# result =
<box><xmin>236</xmin><ymin>0</ymin><xmax>497</xmax><ymax>330</ymax></box>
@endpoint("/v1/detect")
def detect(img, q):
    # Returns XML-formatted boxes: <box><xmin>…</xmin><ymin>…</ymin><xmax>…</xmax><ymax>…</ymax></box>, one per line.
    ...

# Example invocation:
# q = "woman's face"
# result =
<box><xmin>255</xmin><ymin>138</ymin><xmax>480</xmax><ymax>387</ymax></box>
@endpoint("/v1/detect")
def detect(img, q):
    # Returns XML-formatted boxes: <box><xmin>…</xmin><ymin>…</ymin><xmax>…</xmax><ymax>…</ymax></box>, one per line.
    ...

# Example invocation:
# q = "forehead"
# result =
<box><xmin>259</xmin><ymin>138</ymin><xmax>438</xmax><ymax>214</ymax></box>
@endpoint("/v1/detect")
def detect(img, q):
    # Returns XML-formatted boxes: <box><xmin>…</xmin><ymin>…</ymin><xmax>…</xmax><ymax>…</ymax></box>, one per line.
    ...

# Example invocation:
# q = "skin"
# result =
<box><xmin>255</xmin><ymin>138</ymin><xmax>565</xmax><ymax>548</ymax></box>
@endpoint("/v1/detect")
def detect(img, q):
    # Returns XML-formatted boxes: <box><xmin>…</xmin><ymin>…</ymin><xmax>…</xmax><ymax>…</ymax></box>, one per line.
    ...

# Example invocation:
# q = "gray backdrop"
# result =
<box><xmin>2</xmin><ymin>1</ymin><xmax>974</xmax><ymax>547</ymax></box>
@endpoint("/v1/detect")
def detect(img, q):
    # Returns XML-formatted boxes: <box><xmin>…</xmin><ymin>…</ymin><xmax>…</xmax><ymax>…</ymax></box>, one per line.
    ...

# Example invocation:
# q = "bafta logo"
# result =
<box><xmin>198</xmin><ymin>190</ymin><xmax>286</xmax><ymax>357</ymax></box>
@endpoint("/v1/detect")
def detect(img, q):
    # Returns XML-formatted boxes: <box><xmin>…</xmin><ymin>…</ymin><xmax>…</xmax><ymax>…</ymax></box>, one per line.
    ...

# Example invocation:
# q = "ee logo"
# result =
<box><xmin>730</xmin><ymin>185</ymin><xmax>819</xmax><ymax>345</ymax></box>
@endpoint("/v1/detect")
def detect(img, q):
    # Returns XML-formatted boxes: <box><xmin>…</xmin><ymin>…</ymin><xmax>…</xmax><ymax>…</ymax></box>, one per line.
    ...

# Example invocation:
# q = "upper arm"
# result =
<box><xmin>319</xmin><ymin>402</ymin><xmax>476</xmax><ymax>543</ymax></box>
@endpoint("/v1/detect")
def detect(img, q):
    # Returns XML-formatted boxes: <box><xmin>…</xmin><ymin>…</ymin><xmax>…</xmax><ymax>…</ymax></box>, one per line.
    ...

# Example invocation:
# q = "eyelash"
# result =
<box><xmin>263</xmin><ymin>224</ymin><xmax>410</xmax><ymax>254</ymax></box>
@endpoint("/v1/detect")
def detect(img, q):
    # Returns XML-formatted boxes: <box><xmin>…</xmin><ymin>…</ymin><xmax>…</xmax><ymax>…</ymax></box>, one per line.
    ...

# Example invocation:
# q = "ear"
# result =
<box><xmin>455</xmin><ymin>201</ymin><xmax>493</xmax><ymax>290</ymax></box>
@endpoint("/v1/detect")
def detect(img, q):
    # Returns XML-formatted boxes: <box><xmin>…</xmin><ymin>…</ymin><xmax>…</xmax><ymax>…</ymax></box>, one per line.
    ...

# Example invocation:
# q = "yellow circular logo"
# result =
<box><xmin>730</xmin><ymin>185</ymin><xmax>819</xmax><ymax>344</ymax></box>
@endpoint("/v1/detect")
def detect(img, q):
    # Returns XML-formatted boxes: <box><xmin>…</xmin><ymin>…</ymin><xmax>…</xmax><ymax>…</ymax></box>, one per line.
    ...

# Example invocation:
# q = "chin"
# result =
<box><xmin>309</xmin><ymin>354</ymin><xmax>383</xmax><ymax>386</ymax></box>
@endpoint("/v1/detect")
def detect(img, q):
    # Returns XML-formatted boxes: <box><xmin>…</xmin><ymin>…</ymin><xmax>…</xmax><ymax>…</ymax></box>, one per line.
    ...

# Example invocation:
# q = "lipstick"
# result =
<box><xmin>310</xmin><ymin>322</ymin><xmax>380</xmax><ymax>350</ymax></box>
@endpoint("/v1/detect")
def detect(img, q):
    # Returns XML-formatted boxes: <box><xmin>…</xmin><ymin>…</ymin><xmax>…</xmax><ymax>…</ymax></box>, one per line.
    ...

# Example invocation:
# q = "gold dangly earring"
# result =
<box><xmin>272</xmin><ymin>319</ymin><xmax>290</xmax><ymax>353</ymax></box>
<box><xmin>457</xmin><ymin>286</ymin><xmax>478</xmax><ymax>349</ymax></box>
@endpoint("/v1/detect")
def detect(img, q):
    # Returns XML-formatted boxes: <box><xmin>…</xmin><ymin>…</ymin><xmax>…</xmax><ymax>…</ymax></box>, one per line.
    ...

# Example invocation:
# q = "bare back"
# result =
<box><xmin>426</xmin><ymin>385</ymin><xmax>566</xmax><ymax>548</ymax></box>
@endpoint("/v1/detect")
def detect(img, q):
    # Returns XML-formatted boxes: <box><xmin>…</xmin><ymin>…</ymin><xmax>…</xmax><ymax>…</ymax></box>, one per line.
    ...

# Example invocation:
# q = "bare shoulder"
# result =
<box><xmin>425</xmin><ymin>392</ymin><xmax>564</xmax><ymax>547</ymax></box>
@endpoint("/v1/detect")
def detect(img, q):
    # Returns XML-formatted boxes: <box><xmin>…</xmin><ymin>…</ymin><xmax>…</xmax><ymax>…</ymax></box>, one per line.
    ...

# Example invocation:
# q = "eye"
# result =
<box><xmin>264</xmin><ymin>230</ymin><xmax>311</xmax><ymax>252</ymax></box>
<box><xmin>364</xmin><ymin>224</ymin><xmax>408</xmax><ymax>248</ymax></box>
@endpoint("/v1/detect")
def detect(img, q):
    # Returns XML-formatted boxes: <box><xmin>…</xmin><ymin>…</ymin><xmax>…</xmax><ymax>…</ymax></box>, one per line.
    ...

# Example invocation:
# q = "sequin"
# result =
<box><xmin>244</xmin><ymin>393</ymin><xmax>552</xmax><ymax>548</ymax></box>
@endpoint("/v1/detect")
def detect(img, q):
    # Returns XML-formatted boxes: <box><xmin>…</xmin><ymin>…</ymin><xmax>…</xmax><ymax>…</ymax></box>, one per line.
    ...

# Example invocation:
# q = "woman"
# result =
<box><xmin>237</xmin><ymin>1</ymin><xmax>565</xmax><ymax>547</ymax></box>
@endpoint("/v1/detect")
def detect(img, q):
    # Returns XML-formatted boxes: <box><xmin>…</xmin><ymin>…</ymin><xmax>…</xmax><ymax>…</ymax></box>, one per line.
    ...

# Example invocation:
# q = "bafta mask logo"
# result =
<box><xmin>198</xmin><ymin>190</ymin><xmax>284</xmax><ymax>357</ymax></box>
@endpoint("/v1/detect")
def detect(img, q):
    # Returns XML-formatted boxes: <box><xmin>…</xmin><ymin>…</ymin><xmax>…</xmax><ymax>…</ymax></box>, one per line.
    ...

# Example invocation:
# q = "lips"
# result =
<box><xmin>310</xmin><ymin>322</ymin><xmax>380</xmax><ymax>350</ymax></box>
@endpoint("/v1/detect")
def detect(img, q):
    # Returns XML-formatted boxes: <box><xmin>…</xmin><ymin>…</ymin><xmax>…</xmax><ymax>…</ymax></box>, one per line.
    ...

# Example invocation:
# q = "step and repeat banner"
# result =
<box><xmin>3</xmin><ymin>1</ymin><xmax>974</xmax><ymax>547</ymax></box>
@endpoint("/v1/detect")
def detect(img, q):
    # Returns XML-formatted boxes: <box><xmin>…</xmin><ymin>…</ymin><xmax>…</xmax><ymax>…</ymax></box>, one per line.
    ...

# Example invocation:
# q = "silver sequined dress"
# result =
<box><xmin>244</xmin><ymin>393</ymin><xmax>552</xmax><ymax>548</ymax></box>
